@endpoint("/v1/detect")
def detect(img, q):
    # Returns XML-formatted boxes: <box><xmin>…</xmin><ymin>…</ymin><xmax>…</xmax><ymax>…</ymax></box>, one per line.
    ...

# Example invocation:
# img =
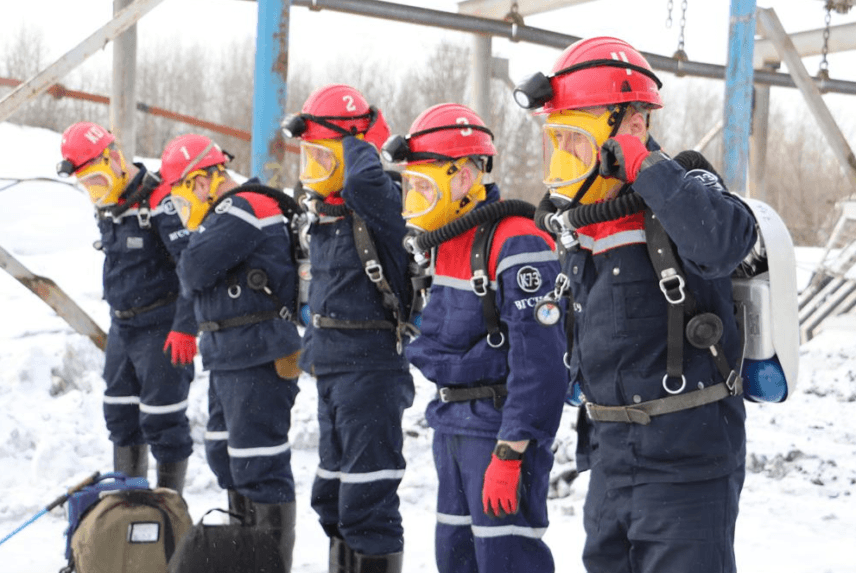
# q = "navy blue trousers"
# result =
<box><xmin>433</xmin><ymin>433</ymin><xmax>555</xmax><ymax>573</ymax></box>
<box><xmin>582</xmin><ymin>465</ymin><xmax>745</xmax><ymax>573</ymax></box>
<box><xmin>205</xmin><ymin>362</ymin><xmax>299</xmax><ymax>504</ymax></box>
<box><xmin>311</xmin><ymin>369</ymin><xmax>414</xmax><ymax>555</ymax></box>
<box><xmin>102</xmin><ymin>320</ymin><xmax>193</xmax><ymax>463</ymax></box>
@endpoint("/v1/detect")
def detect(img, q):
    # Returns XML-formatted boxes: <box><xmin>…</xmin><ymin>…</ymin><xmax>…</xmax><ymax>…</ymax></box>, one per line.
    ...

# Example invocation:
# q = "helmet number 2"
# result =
<box><xmin>342</xmin><ymin>95</ymin><xmax>356</xmax><ymax>112</ymax></box>
<box><xmin>456</xmin><ymin>117</ymin><xmax>472</xmax><ymax>136</ymax></box>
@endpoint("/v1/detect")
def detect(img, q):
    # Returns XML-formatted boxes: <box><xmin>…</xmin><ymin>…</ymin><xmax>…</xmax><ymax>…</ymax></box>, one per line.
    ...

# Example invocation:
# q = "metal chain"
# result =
<box><xmin>677</xmin><ymin>0</ymin><xmax>688</xmax><ymax>53</ymax></box>
<box><xmin>818</xmin><ymin>2</ymin><xmax>832</xmax><ymax>79</ymax></box>
<box><xmin>666</xmin><ymin>0</ymin><xmax>673</xmax><ymax>28</ymax></box>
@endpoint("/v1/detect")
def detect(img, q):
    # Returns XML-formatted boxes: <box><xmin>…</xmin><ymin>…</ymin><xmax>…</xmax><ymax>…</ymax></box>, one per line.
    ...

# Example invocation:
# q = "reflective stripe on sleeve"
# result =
<box><xmin>139</xmin><ymin>399</ymin><xmax>188</xmax><ymax>415</ymax></box>
<box><xmin>228</xmin><ymin>441</ymin><xmax>291</xmax><ymax>458</ymax></box>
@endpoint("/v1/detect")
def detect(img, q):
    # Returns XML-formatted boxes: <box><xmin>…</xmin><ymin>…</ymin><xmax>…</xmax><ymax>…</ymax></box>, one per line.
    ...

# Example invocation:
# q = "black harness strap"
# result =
<box><xmin>470</xmin><ymin>220</ymin><xmax>505</xmax><ymax>348</ymax></box>
<box><xmin>439</xmin><ymin>384</ymin><xmax>508</xmax><ymax>410</ymax></box>
<box><xmin>198</xmin><ymin>309</ymin><xmax>285</xmax><ymax>332</ymax></box>
<box><xmin>113</xmin><ymin>293</ymin><xmax>178</xmax><ymax>319</ymax></box>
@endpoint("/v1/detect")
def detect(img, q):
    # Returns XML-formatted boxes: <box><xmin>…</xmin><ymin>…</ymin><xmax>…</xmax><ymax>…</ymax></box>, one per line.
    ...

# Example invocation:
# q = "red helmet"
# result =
<box><xmin>546</xmin><ymin>37</ymin><xmax>662</xmax><ymax>112</ymax></box>
<box><xmin>404</xmin><ymin>103</ymin><xmax>496</xmax><ymax>163</ymax></box>
<box><xmin>60</xmin><ymin>122</ymin><xmax>115</xmax><ymax>171</ymax></box>
<box><xmin>160</xmin><ymin>134</ymin><xmax>229</xmax><ymax>186</ymax></box>
<box><xmin>297</xmin><ymin>84</ymin><xmax>382</xmax><ymax>141</ymax></box>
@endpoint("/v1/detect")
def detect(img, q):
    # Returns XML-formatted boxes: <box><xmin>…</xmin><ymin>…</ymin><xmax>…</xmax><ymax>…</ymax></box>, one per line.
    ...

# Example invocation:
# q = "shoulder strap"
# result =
<box><xmin>352</xmin><ymin>212</ymin><xmax>410</xmax><ymax>353</ymax></box>
<box><xmin>470</xmin><ymin>218</ymin><xmax>505</xmax><ymax>348</ymax></box>
<box><xmin>643</xmin><ymin>209</ymin><xmax>739</xmax><ymax>394</ymax></box>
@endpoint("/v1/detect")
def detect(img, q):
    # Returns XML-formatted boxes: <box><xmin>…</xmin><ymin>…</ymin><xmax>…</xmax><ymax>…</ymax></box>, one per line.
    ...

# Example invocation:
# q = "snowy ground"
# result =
<box><xmin>1</xmin><ymin>122</ymin><xmax>854</xmax><ymax>572</ymax></box>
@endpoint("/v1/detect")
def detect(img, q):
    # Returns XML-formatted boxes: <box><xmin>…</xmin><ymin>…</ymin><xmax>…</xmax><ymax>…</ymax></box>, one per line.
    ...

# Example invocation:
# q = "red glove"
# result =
<box><xmin>482</xmin><ymin>454</ymin><xmax>523</xmax><ymax>518</ymax></box>
<box><xmin>163</xmin><ymin>331</ymin><xmax>197</xmax><ymax>367</ymax></box>
<box><xmin>599</xmin><ymin>134</ymin><xmax>652</xmax><ymax>183</ymax></box>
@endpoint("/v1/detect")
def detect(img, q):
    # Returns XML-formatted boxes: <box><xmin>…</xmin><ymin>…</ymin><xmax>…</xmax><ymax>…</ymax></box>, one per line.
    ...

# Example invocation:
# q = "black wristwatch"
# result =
<box><xmin>493</xmin><ymin>443</ymin><xmax>524</xmax><ymax>461</ymax></box>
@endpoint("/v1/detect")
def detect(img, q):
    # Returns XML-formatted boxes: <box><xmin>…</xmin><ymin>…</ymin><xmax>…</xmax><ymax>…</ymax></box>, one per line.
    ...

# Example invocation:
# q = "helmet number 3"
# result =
<box><xmin>342</xmin><ymin>95</ymin><xmax>356</xmax><ymax>112</ymax></box>
<box><xmin>456</xmin><ymin>117</ymin><xmax>472</xmax><ymax>136</ymax></box>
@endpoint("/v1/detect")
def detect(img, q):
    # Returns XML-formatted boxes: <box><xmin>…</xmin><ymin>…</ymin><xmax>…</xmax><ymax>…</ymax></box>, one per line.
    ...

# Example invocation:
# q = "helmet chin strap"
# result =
<box><xmin>564</xmin><ymin>103</ymin><xmax>630</xmax><ymax>210</ymax></box>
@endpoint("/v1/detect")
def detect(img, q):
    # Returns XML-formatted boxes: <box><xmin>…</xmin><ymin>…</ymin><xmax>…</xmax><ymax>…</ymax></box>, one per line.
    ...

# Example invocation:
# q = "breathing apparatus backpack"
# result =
<box><xmin>678</xmin><ymin>153</ymin><xmax>799</xmax><ymax>403</ymax></box>
<box><xmin>541</xmin><ymin>150</ymin><xmax>799</xmax><ymax>405</ymax></box>
<box><xmin>60</xmin><ymin>472</ymin><xmax>192</xmax><ymax>573</ymax></box>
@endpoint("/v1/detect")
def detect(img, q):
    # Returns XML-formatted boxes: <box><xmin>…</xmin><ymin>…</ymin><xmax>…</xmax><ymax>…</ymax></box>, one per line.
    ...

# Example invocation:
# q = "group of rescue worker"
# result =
<box><xmin>56</xmin><ymin>36</ymin><xmax>757</xmax><ymax>573</ymax></box>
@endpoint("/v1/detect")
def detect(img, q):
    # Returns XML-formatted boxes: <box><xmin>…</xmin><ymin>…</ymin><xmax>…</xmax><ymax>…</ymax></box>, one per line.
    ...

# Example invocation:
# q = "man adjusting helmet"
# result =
<box><xmin>516</xmin><ymin>37</ymin><xmax>758</xmax><ymax>573</ymax></box>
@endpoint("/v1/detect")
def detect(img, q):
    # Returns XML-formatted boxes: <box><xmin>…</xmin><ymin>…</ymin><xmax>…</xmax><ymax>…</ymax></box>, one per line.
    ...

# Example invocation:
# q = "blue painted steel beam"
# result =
<box><xmin>723</xmin><ymin>0</ymin><xmax>757</xmax><ymax>196</ymax></box>
<box><xmin>251</xmin><ymin>0</ymin><xmax>291</xmax><ymax>187</ymax></box>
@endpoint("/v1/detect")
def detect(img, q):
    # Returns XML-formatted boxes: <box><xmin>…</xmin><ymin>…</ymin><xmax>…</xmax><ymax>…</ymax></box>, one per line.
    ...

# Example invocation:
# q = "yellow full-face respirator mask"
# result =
<box><xmin>169</xmin><ymin>167</ymin><xmax>227</xmax><ymax>230</ymax></box>
<box><xmin>299</xmin><ymin>138</ymin><xmax>345</xmax><ymax>199</ymax></box>
<box><xmin>401</xmin><ymin>158</ymin><xmax>486</xmax><ymax>233</ymax></box>
<box><xmin>543</xmin><ymin>109</ymin><xmax>622</xmax><ymax>206</ymax></box>
<box><xmin>75</xmin><ymin>147</ymin><xmax>130</xmax><ymax>207</ymax></box>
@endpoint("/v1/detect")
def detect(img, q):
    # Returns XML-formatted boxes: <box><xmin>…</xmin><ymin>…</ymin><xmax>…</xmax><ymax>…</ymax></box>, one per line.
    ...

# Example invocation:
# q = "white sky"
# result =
<box><xmin>2</xmin><ymin>0</ymin><xmax>855</xmax><ymax>80</ymax></box>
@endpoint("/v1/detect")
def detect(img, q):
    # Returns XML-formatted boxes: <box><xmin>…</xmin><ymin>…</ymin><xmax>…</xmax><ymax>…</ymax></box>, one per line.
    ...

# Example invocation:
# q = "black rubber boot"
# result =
<box><xmin>156</xmin><ymin>458</ymin><xmax>188</xmax><ymax>495</ymax></box>
<box><xmin>329</xmin><ymin>536</ymin><xmax>356</xmax><ymax>573</ymax></box>
<box><xmin>353</xmin><ymin>552</ymin><xmax>403</xmax><ymax>573</ymax></box>
<box><xmin>227</xmin><ymin>490</ymin><xmax>255</xmax><ymax>526</ymax></box>
<box><xmin>254</xmin><ymin>501</ymin><xmax>296</xmax><ymax>573</ymax></box>
<box><xmin>113</xmin><ymin>444</ymin><xmax>149</xmax><ymax>478</ymax></box>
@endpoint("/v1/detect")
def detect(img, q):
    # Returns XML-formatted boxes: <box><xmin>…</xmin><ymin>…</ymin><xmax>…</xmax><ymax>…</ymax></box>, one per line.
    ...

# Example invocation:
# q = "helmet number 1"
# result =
<box><xmin>179</xmin><ymin>146</ymin><xmax>191</xmax><ymax>160</ymax></box>
<box><xmin>456</xmin><ymin>117</ymin><xmax>472</xmax><ymax>136</ymax></box>
<box><xmin>342</xmin><ymin>95</ymin><xmax>356</xmax><ymax>112</ymax></box>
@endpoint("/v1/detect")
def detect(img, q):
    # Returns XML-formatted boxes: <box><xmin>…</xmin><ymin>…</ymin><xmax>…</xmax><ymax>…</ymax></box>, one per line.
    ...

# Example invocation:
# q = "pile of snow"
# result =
<box><xmin>1</xmin><ymin>122</ymin><xmax>854</xmax><ymax>572</ymax></box>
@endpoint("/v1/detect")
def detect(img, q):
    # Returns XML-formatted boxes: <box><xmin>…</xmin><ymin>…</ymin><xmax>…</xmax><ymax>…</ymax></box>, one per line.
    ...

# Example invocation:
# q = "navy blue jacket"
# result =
<box><xmin>98</xmin><ymin>164</ymin><xmax>195</xmax><ymax>333</ymax></box>
<box><xmin>568</xmin><ymin>137</ymin><xmax>757</xmax><ymax>487</ymax></box>
<box><xmin>177</xmin><ymin>183</ymin><xmax>302</xmax><ymax>371</ymax></box>
<box><xmin>406</xmin><ymin>186</ymin><xmax>568</xmax><ymax>443</ymax></box>
<box><xmin>299</xmin><ymin>136</ymin><xmax>411</xmax><ymax>375</ymax></box>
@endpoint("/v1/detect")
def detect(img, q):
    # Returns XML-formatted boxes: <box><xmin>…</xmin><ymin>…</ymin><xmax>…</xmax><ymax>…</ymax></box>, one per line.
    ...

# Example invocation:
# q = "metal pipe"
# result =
<box><xmin>274</xmin><ymin>0</ymin><xmax>856</xmax><ymax>96</ymax></box>
<box><xmin>251</xmin><ymin>0</ymin><xmax>292</xmax><ymax>188</ymax></box>
<box><xmin>723</xmin><ymin>0</ymin><xmax>756</xmax><ymax>196</ymax></box>
<box><xmin>112</xmin><ymin>0</ymin><xmax>138</xmax><ymax>159</ymax></box>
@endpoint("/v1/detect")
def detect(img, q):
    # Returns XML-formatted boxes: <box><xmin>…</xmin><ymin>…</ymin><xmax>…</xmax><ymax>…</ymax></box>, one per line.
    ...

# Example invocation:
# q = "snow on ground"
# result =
<box><xmin>1</xmin><ymin>122</ymin><xmax>854</xmax><ymax>572</ymax></box>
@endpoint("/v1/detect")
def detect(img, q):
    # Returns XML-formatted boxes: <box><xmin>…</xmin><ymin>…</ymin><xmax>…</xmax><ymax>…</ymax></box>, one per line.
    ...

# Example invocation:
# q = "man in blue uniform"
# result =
<box><xmin>160</xmin><ymin>134</ymin><xmax>303</xmax><ymax>572</ymax></box>
<box><xmin>514</xmin><ymin>37</ymin><xmax>758</xmax><ymax>573</ymax></box>
<box><xmin>382</xmin><ymin>103</ymin><xmax>567</xmax><ymax>573</ymax></box>
<box><xmin>281</xmin><ymin>84</ymin><xmax>414</xmax><ymax>573</ymax></box>
<box><xmin>58</xmin><ymin>122</ymin><xmax>195</xmax><ymax>493</ymax></box>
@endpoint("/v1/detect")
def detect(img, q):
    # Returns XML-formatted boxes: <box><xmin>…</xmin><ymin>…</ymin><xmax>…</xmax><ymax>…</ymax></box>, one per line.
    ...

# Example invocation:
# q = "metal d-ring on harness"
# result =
<box><xmin>197</xmin><ymin>267</ymin><xmax>293</xmax><ymax>332</ymax></box>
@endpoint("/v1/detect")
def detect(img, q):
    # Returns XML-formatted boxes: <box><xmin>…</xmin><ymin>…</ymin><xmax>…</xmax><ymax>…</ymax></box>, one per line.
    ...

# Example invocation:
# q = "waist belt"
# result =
<box><xmin>198</xmin><ymin>309</ymin><xmax>287</xmax><ymax>332</ymax></box>
<box><xmin>113</xmin><ymin>293</ymin><xmax>178</xmax><ymax>319</ymax></box>
<box><xmin>584</xmin><ymin>372</ymin><xmax>742</xmax><ymax>425</ymax></box>
<box><xmin>311</xmin><ymin>313</ymin><xmax>396</xmax><ymax>331</ymax></box>
<box><xmin>438</xmin><ymin>384</ymin><xmax>508</xmax><ymax>409</ymax></box>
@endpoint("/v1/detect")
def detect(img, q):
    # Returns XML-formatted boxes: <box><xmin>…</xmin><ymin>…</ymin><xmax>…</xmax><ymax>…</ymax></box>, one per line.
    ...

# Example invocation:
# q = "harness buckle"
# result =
<box><xmin>658</xmin><ymin>270</ymin><xmax>686</xmax><ymax>304</ymax></box>
<box><xmin>136</xmin><ymin>208</ymin><xmax>151</xmax><ymax>229</ymax></box>
<box><xmin>439</xmin><ymin>387</ymin><xmax>452</xmax><ymax>403</ymax></box>
<box><xmin>486</xmin><ymin>331</ymin><xmax>505</xmax><ymax>348</ymax></box>
<box><xmin>278</xmin><ymin>306</ymin><xmax>292</xmax><ymax>321</ymax></box>
<box><xmin>364</xmin><ymin>260</ymin><xmax>384</xmax><ymax>283</ymax></box>
<box><xmin>470</xmin><ymin>271</ymin><xmax>489</xmax><ymax>297</ymax></box>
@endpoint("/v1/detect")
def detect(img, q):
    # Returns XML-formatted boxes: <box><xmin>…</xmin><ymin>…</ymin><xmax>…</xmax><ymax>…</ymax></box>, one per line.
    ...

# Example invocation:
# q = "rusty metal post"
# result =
<box><xmin>251</xmin><ymin>0</ymin><xmax>291</xmax><ymax>188</ymax></box>
<box><xmin>112</xmin><ymin>0</ymin><xmax>137</xmax><ymax>160</ymax></box>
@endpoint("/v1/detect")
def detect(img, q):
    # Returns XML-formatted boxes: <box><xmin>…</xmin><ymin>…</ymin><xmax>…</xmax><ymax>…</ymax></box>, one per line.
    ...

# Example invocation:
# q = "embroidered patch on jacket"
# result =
<box><xmin>162</xmin><ymin>197</ymin><xmax>177</xmax><ymax>215</ymax></box>
<box><xmin>126</xmin><ymin>237</ymin><xmax>144</xmax><ymax>249</ymax></box>
<box><xmin>214</xmin><ymin>197</ymin><xmax>233</xmax><ymax>214</ymax></box>
<box><xmin>516</xmin><ymin>265</ymin><xmax>542</xmax><ymax>293</ymax></box>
